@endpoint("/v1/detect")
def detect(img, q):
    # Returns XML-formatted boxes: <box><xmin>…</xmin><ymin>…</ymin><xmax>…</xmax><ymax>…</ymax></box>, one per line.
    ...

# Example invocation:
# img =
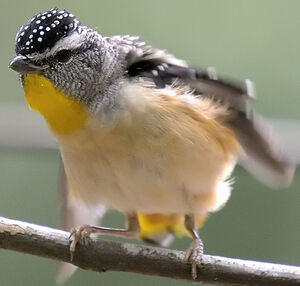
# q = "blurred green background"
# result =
<box><xmin>0</xmin><ymin>0</ymin><xmax>299</xmax><ymax>285</ymax></box>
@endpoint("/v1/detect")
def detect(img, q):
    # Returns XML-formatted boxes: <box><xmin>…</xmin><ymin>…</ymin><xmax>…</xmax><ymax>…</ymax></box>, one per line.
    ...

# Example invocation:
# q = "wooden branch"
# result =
<box><xmin>0</xmin><ymin>216</ymin><xmax>299</xmax><ymax>285</ymax></box>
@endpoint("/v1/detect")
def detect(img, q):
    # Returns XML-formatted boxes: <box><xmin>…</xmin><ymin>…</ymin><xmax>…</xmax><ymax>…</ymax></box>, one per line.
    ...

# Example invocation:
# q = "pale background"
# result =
<box><xmin>0</xmin><ymin>1</ymin><xmax>299</xmax><ymax>285</ymax></box>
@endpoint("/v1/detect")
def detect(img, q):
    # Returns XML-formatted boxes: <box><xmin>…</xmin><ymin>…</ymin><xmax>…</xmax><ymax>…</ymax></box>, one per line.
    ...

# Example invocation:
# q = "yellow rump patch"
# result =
<box><xmin>138</xmin><ymin>213</ymin><xmax>206</xmax><ymax>239</ymax></box>
<box><xmin>24</xmin><ymin>74</ymin><xmax>88</xmax><ymax>135</ymax></box>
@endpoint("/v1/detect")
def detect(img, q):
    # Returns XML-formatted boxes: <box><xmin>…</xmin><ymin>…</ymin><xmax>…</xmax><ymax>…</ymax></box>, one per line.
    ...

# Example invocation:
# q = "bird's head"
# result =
<box><xmin>10</xmin><ymin>8</ymin><xmax>126</xmax><ymax>107</ymax></box>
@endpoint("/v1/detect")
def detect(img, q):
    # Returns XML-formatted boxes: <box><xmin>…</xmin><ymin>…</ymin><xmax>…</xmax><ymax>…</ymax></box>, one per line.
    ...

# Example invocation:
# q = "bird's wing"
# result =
<box><xmin>125</xmin><ymin>46</ymin><xmax>295</xmax><ymax>188</ymax></box>
<box><xmin>57</xmin><ymin>162</ymin><xmax>107</xmax><ymax>283</ymax></box>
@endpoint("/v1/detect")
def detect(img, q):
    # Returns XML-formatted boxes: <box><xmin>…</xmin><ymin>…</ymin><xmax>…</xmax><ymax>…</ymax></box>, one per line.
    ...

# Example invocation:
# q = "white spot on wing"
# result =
<box><xmin>152</xmin><ymin>70</ymin><xmax>158</xmax><ymax>76</ymax></box>
<box><xmin>245</xmin><ymin>79</ymin><xmax>256</xmax><ymax>99</ymax></box>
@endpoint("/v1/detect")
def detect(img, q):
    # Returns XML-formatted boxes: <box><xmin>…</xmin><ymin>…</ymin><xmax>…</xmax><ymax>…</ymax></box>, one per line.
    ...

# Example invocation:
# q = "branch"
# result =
<box><xmin>0</xmin><ymin>216</ymin><xmax>299</xmax><ymax>285</ymax></box>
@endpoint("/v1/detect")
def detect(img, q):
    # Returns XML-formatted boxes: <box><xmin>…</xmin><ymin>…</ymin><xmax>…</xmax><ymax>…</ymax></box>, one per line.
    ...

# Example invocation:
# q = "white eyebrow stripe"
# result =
<box><xmin>25</xmin><ymin>30</ymin><xmax>86</xmax><ymax>60</ymax></box>
<box><xmin>49</xmin><ymin>30</ymin><xmax>86</xmax><ymax>54</ymax></box>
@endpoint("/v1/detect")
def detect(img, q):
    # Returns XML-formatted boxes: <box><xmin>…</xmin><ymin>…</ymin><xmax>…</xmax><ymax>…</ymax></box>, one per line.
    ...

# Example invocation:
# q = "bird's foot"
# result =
<box><xmin>184</xmin><ymin>238</ymin><xmax>204</xmax><ymax>279</ymax></box>
<box><xmin>69</xmin><ymin>225</ymin><xmax>94</xmax><ymax>261</ymax></box>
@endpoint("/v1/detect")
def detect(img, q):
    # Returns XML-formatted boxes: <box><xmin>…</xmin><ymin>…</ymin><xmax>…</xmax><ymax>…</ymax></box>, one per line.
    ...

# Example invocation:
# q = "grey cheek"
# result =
<box><xmin>71</xmin><ymin>81</ymin><xmax>77</xmax><ymax>90</ymax></box>
<box><xmin>64</xmin><ymin>81</ymin><xmax>70</xmax><ymax>89</ymax></box>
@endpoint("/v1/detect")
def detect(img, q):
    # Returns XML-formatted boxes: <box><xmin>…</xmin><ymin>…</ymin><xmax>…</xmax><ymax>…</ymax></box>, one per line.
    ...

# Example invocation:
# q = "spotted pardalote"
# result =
<box><xmin>10</xmin><ymin>8</ymin><xmax>295</xmax><ymax>280</ymax></box>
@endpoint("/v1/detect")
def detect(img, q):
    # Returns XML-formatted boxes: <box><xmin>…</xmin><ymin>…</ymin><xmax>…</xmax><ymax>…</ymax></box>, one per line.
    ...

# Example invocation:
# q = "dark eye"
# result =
<box><xmin>55</xmin><ymin>50</ymin><xmax>72</xmax><ymax>63</ymax></box>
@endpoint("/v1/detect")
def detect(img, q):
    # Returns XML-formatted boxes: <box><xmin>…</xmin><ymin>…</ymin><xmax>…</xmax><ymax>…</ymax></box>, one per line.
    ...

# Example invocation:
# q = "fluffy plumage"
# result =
<box><xmin>10</xmin><ymin>8</ymin><xmax>295</xmax><ymax>281</ymax></box>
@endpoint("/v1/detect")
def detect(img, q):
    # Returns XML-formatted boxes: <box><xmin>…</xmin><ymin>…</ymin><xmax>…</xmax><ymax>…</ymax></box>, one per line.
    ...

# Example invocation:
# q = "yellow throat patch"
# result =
<box><xmin>24</xmin><ymin>74</ymin><xmax>88</xmax><ymax>135</ymax></box>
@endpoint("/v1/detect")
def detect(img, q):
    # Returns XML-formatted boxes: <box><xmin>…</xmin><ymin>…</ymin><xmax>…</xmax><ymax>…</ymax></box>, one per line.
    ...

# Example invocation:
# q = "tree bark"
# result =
<box><xmin>0</xmin><ymin>216</ymin><xmax>299</xmax><ymax>285</ymax></box>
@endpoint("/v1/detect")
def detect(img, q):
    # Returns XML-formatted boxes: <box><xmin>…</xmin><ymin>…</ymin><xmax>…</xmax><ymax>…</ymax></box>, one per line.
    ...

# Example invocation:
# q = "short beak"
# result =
<box><xmin>9</xmin><ymin>55</ymin><xmax>46</xmax><ymax>74</ymax></box>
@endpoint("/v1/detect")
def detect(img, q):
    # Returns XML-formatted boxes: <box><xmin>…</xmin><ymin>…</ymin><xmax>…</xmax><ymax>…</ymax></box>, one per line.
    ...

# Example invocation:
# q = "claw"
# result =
<box><xmin>69</xmin><ymin>225</ymin><xmax>93</xmax><ymax>261</ymax></box>
<box><xmin>184</xmin><ymin>238</ymin><xmax>204</xmax><ymax>279</ymax></box>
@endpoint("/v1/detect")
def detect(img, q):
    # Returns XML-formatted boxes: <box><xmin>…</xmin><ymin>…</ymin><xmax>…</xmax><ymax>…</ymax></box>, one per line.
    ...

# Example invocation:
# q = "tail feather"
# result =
<box><xmin>57</xmin><ymin>164</ymin><xmax>106</xmax><ymax>284</ymax></box>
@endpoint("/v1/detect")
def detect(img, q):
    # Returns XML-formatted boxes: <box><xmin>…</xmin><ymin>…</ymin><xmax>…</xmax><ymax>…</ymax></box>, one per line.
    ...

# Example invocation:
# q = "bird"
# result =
<box><xmin>9</xmin><ymin>8</ymin><xmax>295</xmax><ymax>280</ymax></box>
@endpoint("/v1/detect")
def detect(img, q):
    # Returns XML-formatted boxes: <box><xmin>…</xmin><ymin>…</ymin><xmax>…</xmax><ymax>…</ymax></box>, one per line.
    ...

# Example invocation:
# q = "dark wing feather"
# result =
<box><xmin>127</xmin><ymin>57</ymin><xmax>295</xmax><ymax>187</ymax></box>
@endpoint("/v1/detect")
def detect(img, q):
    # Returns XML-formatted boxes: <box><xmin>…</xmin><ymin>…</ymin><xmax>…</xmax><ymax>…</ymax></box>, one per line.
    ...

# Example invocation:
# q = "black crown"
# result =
<box><xmin>15</xmin><ymin>8</ymin><xmax>80</xmax><ymax>56</ymax></box>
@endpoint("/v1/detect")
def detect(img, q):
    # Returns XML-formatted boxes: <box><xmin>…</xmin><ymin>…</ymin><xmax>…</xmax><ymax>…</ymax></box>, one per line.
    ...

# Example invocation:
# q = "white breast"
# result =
<box><xmin>59</xmin><ymin>83</ymin><xmax>241</xmax><ymax>216</ymax></box>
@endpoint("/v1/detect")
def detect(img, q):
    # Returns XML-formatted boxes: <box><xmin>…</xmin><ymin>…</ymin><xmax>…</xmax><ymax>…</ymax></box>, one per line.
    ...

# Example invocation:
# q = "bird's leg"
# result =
<box><xmin>183</xmin><ymin>214</ymin><xmax>204</xmax><ymax>279</ymax></box>
<box><xmin>69</xmin><ymin>212</ymin><xmax>140</xmax><ymax>261</ymax></box>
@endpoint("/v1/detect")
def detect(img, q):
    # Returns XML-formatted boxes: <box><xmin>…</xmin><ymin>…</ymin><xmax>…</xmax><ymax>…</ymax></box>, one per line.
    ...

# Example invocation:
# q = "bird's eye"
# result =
<box><xmin>55</xmin><ymin>50</ymin><xmax>72</xmax><ymax>63</ymax></box>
